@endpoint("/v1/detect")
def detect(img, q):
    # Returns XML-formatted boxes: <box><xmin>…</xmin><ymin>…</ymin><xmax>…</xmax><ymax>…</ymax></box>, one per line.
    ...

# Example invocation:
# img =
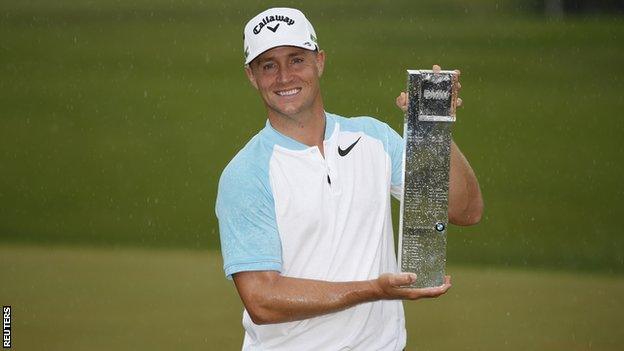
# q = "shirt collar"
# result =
<box><xmin>261</xmin><ymin>111</ymin><xmax>337</xmax><ymax>150</ymax></box>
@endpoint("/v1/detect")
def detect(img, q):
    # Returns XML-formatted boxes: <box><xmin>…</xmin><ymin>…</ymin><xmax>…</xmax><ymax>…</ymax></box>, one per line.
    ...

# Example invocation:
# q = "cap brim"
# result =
<box><xmin>245</xmin><ymin>41</ymin><xmax>318</xmax><ymax>65</ymax></box>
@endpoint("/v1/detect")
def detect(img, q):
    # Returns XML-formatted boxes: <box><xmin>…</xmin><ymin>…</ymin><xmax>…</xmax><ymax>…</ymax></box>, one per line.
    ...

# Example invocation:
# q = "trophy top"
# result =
<box><xmin>406</xmin><ymin>69</ymin><xmax>457</xmax><ymax>75</ymax></box>
<box><xmin>406</xmin><ymin>69</ymin><xmax>458</xmax><ymax>123</ymax></box>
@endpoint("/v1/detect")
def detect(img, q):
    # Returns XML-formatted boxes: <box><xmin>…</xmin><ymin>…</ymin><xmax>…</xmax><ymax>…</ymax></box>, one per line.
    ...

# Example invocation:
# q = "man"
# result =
<box><xmin>216</xmin><ymin>7</ymin><xmax>483</xmax><ymax>350</ymax></box>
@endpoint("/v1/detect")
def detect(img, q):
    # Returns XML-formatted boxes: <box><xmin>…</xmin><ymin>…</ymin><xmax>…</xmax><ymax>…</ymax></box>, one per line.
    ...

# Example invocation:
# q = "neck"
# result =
<box><xmin>267</xmin><ymin>101</ymin><xmax>326</xmax><ymax>149</ymax></box>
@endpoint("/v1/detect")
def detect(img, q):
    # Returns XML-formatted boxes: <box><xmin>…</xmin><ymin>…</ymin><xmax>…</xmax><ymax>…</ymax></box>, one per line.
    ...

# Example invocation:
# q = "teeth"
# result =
<box><xmin>276</xmin><ymin>88</ymin><xmax>301</xmax><ymax>96</ymax></box>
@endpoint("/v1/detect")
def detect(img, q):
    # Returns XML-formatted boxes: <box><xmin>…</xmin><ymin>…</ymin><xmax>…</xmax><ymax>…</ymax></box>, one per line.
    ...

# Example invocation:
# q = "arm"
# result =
<box><xmin>448</xmin><ymin>141</ymin><xmax>483</xmax><ymax>225</ymax></box>
<box><xmin>233</xmin><ymin>271</ymin><xmax>451</xmax><ymax>325</ymax></box>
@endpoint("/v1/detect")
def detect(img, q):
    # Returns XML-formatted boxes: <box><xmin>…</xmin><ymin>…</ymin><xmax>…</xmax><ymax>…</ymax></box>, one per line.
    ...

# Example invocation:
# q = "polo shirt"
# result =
<box><xmin>216</xmin><ymin>111</ymin><xmax>406</xmax><ymax>350</ymax></box>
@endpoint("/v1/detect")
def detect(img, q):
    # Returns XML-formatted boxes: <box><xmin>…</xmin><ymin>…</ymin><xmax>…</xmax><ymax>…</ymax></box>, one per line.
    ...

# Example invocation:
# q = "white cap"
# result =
<box><xmin>243</xmin><ymin>7</ymin><xmax>319</xmax><ymax>65</ymax></box>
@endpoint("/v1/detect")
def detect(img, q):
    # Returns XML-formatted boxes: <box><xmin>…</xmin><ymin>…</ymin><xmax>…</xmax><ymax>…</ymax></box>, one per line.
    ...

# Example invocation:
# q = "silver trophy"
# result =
<box><xmin>398</xmin><ymin>69</ymin><xmax>458</xmax><ymax>288</ymax></box>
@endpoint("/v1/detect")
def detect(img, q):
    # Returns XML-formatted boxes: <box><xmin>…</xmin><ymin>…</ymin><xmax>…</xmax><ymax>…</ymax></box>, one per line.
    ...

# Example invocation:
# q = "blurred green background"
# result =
<box><xmin>1</xmin><ymin>0</ymin><xmax>623</xmax><ymax>350</ymax></box>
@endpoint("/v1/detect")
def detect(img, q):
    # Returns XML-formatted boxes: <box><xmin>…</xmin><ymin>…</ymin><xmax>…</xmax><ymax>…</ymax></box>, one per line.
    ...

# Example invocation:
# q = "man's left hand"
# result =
<box><xmin>395</xmin><ymin>64</ymin><xmax>463</xmax><ymax>113</ymax></box>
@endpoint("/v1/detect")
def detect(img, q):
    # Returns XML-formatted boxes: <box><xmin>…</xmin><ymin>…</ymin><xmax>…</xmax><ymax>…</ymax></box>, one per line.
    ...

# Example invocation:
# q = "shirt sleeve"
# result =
<box><xmin>216</xmin><ymin>161</ymin><xmax>282</xmax><ymax>279</ymax></box>
<box><xmin>385</xmin><ymin>123</ymin><xmax>404</xmax><ymax>200</ymax></box>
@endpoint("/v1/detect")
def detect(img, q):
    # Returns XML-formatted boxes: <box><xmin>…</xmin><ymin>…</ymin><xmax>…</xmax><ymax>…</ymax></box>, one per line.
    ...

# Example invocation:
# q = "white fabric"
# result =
<box><xmin>247</xmin><ymin>116</ymin><xmax>404</xmax><ymax>350</ymax></box>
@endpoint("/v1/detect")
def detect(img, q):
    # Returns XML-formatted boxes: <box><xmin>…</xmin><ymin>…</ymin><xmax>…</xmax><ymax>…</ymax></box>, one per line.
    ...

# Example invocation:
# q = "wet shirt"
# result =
<box><xmin>216</xmin><ymin>112</ymin><xmax>405</xmax><ymax>351</ymax></box>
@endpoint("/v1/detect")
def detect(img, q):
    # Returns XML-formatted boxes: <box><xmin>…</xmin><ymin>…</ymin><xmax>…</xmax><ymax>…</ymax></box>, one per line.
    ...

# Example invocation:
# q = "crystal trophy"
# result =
<box><xmin>398</xmin><ymin>69</ymin><xmax>458</xmax><ymax>288</ymax></box>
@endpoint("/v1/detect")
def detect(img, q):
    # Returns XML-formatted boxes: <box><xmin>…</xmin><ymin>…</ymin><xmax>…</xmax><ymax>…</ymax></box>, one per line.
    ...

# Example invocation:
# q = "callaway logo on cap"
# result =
<box><xmin>243</xmin><ymin>7</ymin><xmax>319</xmax><ymax>64</ymax></box>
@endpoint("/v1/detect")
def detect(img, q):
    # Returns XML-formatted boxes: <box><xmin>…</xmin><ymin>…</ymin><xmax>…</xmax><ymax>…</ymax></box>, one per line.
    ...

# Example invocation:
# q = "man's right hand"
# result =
<box><xmin>374</xmin><ymin>273</ymin><xmax>452</xmax><ymax>300</ymax></box>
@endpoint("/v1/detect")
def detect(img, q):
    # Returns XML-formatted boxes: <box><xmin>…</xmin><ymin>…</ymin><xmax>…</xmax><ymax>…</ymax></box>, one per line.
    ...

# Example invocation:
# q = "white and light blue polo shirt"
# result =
<box><xmin>216</xmin><ymin>111</ymin><xmax>406</xmax><ymax>350</ymax></box>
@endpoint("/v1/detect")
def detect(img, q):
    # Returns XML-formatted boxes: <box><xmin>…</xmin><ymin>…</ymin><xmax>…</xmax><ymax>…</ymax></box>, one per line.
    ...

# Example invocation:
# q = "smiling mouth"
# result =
<box><xmin>275</xmin><ymin>88</ymin><xmax>301</xmax><ymax>97</ymax></box>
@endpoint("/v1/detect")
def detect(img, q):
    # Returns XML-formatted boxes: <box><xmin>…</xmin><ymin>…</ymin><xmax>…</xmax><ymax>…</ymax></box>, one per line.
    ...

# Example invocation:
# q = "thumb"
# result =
<box><xmin>395</xmin><ymin>92</ymin><xmax>408</xmax><ymax>112</ymax></box>
<box><xmin>395</xmin><ymin>92</ymin><xmax>403</xmax><ymax>107</ymax></box>
<box><xmin>389</xmin><ymin>273</ymin><xmax>417</xmax><ymax>287</ymax></box>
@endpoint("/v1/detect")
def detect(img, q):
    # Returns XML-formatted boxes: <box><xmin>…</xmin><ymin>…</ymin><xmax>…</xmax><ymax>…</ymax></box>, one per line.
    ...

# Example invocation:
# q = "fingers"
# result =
<box><xmin>444</xmin><ymin>68</ymin><xmax>461</xmax><ymax>109</ymax></box>
<box><xmin>395</xmin><ymin>92</ymin><xmax>406</xmax><ymax>106</ymax></box>
<box><xmin>395</xmin><ymin>91</ymin><xmax>408</xmax><ymax>112</ymax></box>
<box><xmin>402</xmin><ymin>275</ymin><xmax>452</xmax><ymax>299</ymax></box>
<box><xmin>433</xmin><ymin>65</ymin><xmax>461</xmax><ymax>76</ymax></box>
<box><xmin>416</xmin><ymin>284</ymin><xmax>451</xmax><ymax>298</ymax></box>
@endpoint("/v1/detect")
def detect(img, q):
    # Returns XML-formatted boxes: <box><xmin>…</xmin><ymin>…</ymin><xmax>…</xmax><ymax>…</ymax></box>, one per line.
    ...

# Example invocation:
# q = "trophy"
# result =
<box><xmin>398</xmin><ymin>69</ymin><xmax>458</xmax><ymax>288</ymax></box>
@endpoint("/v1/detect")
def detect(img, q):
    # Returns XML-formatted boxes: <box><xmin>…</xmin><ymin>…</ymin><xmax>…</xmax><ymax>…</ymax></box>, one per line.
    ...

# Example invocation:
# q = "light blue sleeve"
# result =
<box><xmin>385</xmin><ymin>122</ymin><xmax>404</xmax><ymax>189</ymax></box>
<box><xmin>216</xmin><ymin>155</ymin><xmax>282</xmax><ymax>279</ymax></box>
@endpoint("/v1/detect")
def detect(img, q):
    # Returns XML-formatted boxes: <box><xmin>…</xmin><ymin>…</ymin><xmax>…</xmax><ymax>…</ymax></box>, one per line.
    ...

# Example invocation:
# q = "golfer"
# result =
<box><xmin>216</xmin><ymin>7</ymin><xmax>483</xmax><ymax>350</ymax></box>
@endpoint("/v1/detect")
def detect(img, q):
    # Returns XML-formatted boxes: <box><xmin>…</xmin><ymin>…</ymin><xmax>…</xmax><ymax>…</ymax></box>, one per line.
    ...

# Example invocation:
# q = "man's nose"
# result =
<box><xmin>277</xmin><ymin>65</ymin><xmax>293</xmax><ymax>84</ymax></box>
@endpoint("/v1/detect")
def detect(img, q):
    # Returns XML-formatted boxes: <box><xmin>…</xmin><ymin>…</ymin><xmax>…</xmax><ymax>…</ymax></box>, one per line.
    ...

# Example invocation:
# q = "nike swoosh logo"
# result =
<box><xmin>267</xmin><ymin>24</ymin><xmax>280</xmax><ymax>32</ymax></box>
<box><xmin>338</xmin><ymin>137</ymin><xmax>361</xmax><ymax>156</ymax></box>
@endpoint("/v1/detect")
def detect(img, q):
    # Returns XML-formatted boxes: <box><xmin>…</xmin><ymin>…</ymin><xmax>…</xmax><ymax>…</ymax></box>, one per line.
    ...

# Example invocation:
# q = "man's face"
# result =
<box><xmin>245</xmin><ymin>46</ymin><xmax>325</xmax><ymax>118</ymax></box>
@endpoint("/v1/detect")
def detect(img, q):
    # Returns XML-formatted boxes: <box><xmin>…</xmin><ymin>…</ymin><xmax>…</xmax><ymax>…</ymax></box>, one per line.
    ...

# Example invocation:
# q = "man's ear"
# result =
<box><xmin>315</xmin><ymin>50</ymin><xmax>326</xmax><ymax>78</ymax></box>
<box><xmin>244</xmin><ymin>65</ymin><xmax>259</xmax><ymax>90</ymax></box>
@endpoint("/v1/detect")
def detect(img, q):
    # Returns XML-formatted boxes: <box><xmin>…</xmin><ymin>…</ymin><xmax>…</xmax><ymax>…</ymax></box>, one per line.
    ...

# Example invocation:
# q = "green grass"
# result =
<box><xmin>0</xmin><ymin>1</ymin><xmax>623</xmax><ymax>272</ymax></box>
<box><xmin>1</xmin><ymin>245</ymin><xmax>623</xmax><ymax>350</ymax></box>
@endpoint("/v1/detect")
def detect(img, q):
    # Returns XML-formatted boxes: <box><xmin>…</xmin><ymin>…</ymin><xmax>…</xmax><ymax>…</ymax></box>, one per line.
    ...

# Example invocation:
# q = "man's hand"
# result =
<box><xmin>374</xmin><ymin>273</ymin><xmax>452</xmax><ymax>300</ymax></box>
<box><xmin>395</xmin><ymin>64</ymin><xmax>463</xmax><ymax>113</ymax></box>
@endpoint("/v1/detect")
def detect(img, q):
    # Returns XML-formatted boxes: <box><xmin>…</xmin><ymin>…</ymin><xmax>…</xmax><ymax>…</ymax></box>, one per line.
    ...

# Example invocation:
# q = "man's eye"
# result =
<box><xmin>263</xmin><ymin>63</ymin><xmax>275</xmax><ymax>71</ymax></box>
<box><xmin>292</xmin><ymin>57</ymin><xmax>304</xmax><ymax>64</ymax></box>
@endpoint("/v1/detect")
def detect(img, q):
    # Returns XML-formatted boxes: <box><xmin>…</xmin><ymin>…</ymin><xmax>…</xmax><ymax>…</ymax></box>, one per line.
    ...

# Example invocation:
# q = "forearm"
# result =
<box><xmin>234</xmin><ymin>272</ymin><xmax>381</xmax><ymax>324</ymax></box>
<box><xmin>448</xmin><ymin>140</ymin><xmax>483</xmax><ymax>225</ymax></box>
